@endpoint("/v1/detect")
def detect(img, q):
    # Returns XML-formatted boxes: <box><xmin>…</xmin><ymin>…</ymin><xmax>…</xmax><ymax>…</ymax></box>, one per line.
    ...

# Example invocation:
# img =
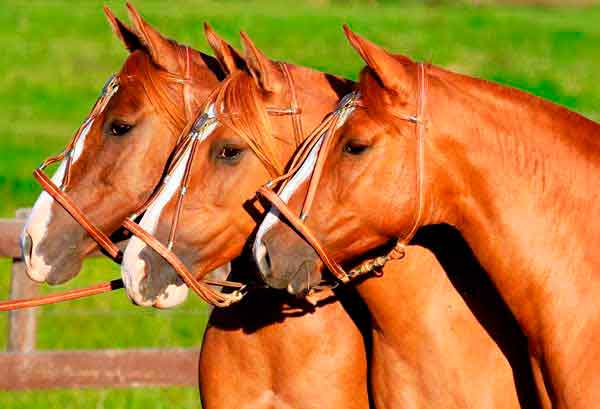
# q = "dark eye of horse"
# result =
<box><xmin>217</xmin><ymin>145</ymin><xmax>243</xmax><ymax>161</ymax></box>
<box><xmin>110</xmin><ymin>122</ymin><xmax>132</xmax><ymax>136</ymax></box>
<box><xmin>343</xmin><ymin>142</ymin><xmax>369</xmax><ymax>155</ymax></box>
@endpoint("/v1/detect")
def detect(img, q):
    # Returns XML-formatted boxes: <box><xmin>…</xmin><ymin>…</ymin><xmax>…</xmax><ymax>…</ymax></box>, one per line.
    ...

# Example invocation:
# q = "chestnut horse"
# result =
<box><xmin>21</xmin><ymin>4</ymin><xmax>224</xmax><ymax>285</ymax></box>
<box><xmin>22</xmin><ymin>6</ymin><xmax>370</xmax><ymax>408</ymax></box>
<box><xmin>121</xmin><ymin>28</ymin><xmax>539</xmax><ymax>409</ymax></box>
<box><xmin>256</xmin><ymin>26</ymin><xmax>599</xmax><ymax>408</ymax></box>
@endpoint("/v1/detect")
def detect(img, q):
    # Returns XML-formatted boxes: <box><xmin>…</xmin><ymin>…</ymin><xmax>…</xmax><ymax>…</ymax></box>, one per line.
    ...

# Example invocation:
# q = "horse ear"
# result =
<box><xmin>126</xmin><ymin>2</ymin><xmax>180</xmax><ymax>73</ymax></box>
<box><xmin>103</xmin><ymin>5</ymin><xmax>142</xmax><ymax>52</ymax></box>
<box><xmin>203</xmin><ymin>22</ymin><xmax>246</xmax><ymax>75</ymax></box>
<box><xmin>239</xmin><ymin>31</ymin><xmax>284</xmax><ymax>93</ymax></box>
<box><xmin>343</xmin><ymin>25</ymin><xmax>409</xmax><ymax>94</ymax></box>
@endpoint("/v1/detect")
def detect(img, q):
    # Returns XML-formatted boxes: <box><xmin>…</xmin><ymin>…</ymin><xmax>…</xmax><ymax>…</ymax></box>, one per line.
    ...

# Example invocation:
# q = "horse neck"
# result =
<box><xmin>426</xmin><ymin>67</ymin><xmax>600</xmax><ymax>331</ymax></box>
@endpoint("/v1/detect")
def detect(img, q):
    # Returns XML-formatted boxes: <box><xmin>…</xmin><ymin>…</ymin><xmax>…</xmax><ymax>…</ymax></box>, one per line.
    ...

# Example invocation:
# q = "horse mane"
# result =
<box><xmin>212</xmin><ymin>70</ymin><xmax>286</xmax><ymax>177</ymax></box>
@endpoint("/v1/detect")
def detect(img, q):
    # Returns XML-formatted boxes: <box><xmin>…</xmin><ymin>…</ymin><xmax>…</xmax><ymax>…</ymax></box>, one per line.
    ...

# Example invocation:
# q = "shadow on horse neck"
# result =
<box><xmin>208</xmin><ymin>254</ymin><xmax>371</xmax><ymax>337</ymax></box>
<box><xmin>206</xmin><ymin>253</ymin><xmax>374</xmax><ymax>407</ymax></box>
<box><xmin>413</xmin><ymin>224</ymin><xmax>542</xmax><ymax>409</ymax></box>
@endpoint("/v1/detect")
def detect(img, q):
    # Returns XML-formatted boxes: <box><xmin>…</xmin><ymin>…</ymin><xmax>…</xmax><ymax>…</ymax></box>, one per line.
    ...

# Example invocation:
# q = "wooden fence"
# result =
<box><xmin>0</xmin><ymin>209</ymin><xmax>199</xmax><ymax>390</ymax></box>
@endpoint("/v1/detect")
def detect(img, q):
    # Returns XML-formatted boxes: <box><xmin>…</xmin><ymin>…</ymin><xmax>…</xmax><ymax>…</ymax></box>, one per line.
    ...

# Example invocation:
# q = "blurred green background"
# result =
<box><xmin>1</xmin><ymin>0</ymin><xmax>599</xmax><ymax>407</ymax></box>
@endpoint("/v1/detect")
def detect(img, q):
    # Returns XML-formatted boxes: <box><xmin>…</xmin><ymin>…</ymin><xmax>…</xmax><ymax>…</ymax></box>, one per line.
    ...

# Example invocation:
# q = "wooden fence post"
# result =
<box><xmin>7</xmin><ymin>209</ymin><xmax>37</xmax><ymax>353</ymax></box>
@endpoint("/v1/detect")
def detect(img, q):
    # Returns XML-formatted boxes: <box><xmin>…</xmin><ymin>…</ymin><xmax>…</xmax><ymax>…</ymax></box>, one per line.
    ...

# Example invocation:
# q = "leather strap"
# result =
<box><xmin>279</xmin><ymin>63</ymin><xmax>303</xmax><ymax>145</ymax></box>
<box><xmin>34</xmin><ymin>169</ymin><xmax>123</xmax><ymax>260</ymax></box>
<box><xmin>399</xmin><ymin>63</ymin><xmax>427</xmax><ymax>245</ymax></box>
<box><xmin>122</xmin><ymin>219</ymin><xmax>249</xmax><ymax>307</ymax></box>
<box><xmin>182</xmin><ymin>47</ymin><xmax>193</xmax><ymax>122</ymax></box>
<box><xmin>166</xmin><ymin>132</ymin><xmax>202</xmax><ymax>250</ymax></box>
<box><xmin>0</xmin><ymin>280</ymin><xmax>124</xmax><ymax>312</ymax></box>
<box><xmin>257</xmin><ymin>186</ymin><xmax>350</xmax><ymax>283</ymax></box>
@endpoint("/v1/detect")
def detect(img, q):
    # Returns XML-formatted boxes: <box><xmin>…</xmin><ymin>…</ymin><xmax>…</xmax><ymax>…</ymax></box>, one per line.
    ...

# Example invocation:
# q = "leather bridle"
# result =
<box><xmin>32</xmin><ymin>47</ymin><xmax>197</xmax><ymax>263</ymax></box>
<box><xmin>256</xmin><ymin>63</ymin><xmax>428</xmax><ymax>284</ymax></box>
<box><xmin>1</xmin><ymin>48</ymin><xmax>240</xmax><ymax>311</ymax></box>
<box><xmin>120</xmin><ymin>62</ymin><xmax>304</xmax><ymax>307</ymax></box>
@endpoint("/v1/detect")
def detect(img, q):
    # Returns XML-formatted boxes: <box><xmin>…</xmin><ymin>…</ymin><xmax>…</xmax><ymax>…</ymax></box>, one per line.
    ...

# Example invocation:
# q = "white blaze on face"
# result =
<box><xmin>254</xmin><ymin>136</ymin><xmax>324</xmax><ymax>261</ymax></box>
<box><xmin>71</xmin><ymin>118</ymin><xmax>93</xmax><ymax>162</ymax></box>
<box><xmin>121</xmin><ymin>104</ymin><xmax>219</xmax><ymax>306</ymax></box>
<box><xmin>152</xmin><ymin>262</ymin><xmax>231</xmax><ymax>310</ymax></box>
<box><xmin>23</xmin><ymin>117</ymin><xmax>95</xmax><ymax>282</ymax></box>
<box><xmin>253</xmin><ymin>103</ymin><xmax>356</xmax><ymax>264</ymax></box>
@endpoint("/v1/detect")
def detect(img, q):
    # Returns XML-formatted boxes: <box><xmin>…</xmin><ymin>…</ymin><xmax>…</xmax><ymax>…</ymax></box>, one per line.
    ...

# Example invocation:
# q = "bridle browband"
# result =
<box><xmin>257</xmin><ymin>62</ymin><xmax>428</xmax><ymax>284</ymax></box>
<box><xmin>120</xmin><ymin>62</ymin><xmax>305</xmax><ymax>307</ymax></box>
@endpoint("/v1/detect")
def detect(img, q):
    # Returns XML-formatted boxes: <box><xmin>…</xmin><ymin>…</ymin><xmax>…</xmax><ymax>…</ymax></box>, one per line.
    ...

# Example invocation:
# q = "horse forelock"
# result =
<box><xmin>213</xmin><ymin>71</ymin><xmax>287</xmax><ymax>177</ymax></box>
<box><xmin>119</xmin><ymin>50</ymin><xmax>188</xmax><ymax>132</ymax></box>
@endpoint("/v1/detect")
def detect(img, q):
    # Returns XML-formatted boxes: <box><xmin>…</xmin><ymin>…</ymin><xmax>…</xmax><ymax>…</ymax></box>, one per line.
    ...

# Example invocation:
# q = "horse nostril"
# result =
<box><xmin>21</xmin><ymin>232</ymin><xmax>33</xmax><ymax>268</ymax></box>
<box><xmin>138</xmin><ymin>250</ymin><xmax>153</xmax><ymax>281</ymax></box>
<box><xmin>128</xmin><ymin>293</ymin><xmax>142</xmax><ymax>307</ymax></box>
<box><xmin>264</xmin><ymin>250</ymin><xmax>272</xmax><ymax>272</ymax></box>
<box><xmin>255</xmin><ymin>241</ymin><xmax>272</xmax><ymax>279</ymax></box>
<box><xmin>255</xmin><ymin>241</ymin><xmax>291</xmax><ymax>290</ymax></box>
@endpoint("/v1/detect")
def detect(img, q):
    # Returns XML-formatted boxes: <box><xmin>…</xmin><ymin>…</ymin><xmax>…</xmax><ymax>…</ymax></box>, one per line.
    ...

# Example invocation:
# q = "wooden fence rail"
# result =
<box><xmin>0</xmin><ymin>209</ymin><xmax>199</xmax><ymax>391</ymax></box>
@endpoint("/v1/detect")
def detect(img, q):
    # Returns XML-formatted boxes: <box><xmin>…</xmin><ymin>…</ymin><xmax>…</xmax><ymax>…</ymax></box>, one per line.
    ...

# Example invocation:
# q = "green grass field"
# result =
<box><xmin>1</xmin><ymin>0</ymin><xmax>600</xmax><ymax>407</ymax></box>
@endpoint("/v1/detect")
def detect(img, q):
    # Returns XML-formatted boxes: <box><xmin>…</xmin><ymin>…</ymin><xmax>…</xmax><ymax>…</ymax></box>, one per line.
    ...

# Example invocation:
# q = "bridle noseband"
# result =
<box><xmin>257</xmin><ymin>63</ymin><xmax>428</xmax><ymax>284</ymax></box>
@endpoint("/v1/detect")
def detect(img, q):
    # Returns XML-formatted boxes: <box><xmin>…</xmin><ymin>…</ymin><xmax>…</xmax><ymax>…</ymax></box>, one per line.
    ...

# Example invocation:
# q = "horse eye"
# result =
<box><xmin>343</xmin><ymin>141</ymin><xmax>369</xmax><ymax>155</ymax></box>
<box><xmin>217</xmin><ymin>145</ymin><xmax>243</xmax><ymax>161</ymax></box>
<box><xmin>110</xmin><ymin>122</ymin><xmax>132</xmax><ymax>136</ymax></box>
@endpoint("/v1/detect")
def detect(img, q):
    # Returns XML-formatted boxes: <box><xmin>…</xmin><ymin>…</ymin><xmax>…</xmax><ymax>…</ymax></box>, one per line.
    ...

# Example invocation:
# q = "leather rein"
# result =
<box><xmin>257</xmin><ymin>63</ymin><xmax>428</xmax><ymax>284</ymax></box>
